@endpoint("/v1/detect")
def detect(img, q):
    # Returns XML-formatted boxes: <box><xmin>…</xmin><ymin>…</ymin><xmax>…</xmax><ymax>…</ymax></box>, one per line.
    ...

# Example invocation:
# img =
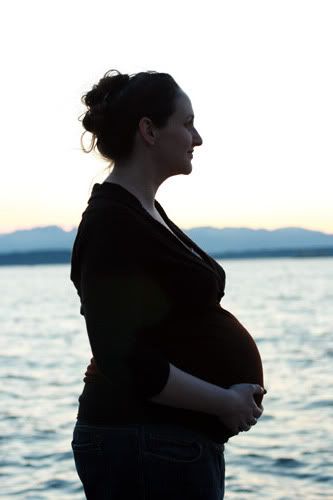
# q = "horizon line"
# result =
<box><xmin>0</xmin><ymin>223</ymin><xmax>333</xmax><ymax>237</ymax></box>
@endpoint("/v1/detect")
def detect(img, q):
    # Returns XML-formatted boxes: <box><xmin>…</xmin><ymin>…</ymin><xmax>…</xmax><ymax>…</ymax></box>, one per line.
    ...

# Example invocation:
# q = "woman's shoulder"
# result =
<box><xmin>80</xmin><ymin>185</ymin><xmax>149</xmax><ymax>232</ymax></box>
<box><xmin>74</xmin><ymin>189</ymin><xmax>159</xmax><ymax>259</ymax></box>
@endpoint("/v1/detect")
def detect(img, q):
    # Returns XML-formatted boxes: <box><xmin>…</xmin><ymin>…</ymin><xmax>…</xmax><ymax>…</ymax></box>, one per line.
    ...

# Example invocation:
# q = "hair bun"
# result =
<box><xmin>83</xmin><ymin>69</ymin><xmax>130</xmax><ymax>109</ymax></box>
<box><xmin>79</xmin><ymin>68</ymin><xmax>179</xmax><ymax>163</ymax></box>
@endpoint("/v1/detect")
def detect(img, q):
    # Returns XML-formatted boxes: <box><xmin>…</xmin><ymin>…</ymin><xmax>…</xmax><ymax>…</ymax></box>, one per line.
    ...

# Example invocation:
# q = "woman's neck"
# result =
<box><xmin>104</xmin><ymin>167</ymin><xmax>162</xmax><ymax>213</ymax></box>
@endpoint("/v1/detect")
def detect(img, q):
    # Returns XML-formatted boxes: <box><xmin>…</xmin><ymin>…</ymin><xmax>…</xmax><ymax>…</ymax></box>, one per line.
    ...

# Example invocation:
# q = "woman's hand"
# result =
<box><xmin>217</xmin><ymin>383</ymin><xmax>265</xmax><ymax>435</ymax></box>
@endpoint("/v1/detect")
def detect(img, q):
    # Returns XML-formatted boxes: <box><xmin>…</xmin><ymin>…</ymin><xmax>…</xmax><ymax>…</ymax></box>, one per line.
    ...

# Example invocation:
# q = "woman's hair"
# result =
<box><xmin>80</xmin><ymin>69</ymin><xmax>181</xmax><ymax>163</ymax></box>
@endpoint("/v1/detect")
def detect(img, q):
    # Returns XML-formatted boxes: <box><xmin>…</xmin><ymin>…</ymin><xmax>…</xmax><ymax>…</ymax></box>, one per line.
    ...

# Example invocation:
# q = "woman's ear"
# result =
<box><xmin>138</xmin><ymin>117</ymin><xmax>157</xmax><ymax>146</ymax></box>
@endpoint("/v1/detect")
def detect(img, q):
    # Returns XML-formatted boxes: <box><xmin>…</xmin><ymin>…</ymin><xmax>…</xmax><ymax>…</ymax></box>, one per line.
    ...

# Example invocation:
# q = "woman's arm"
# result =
<box><xmin>74</xmin><ymin>211</ymin><xmax>172</xmax><ymax>400</ymax></box>
<box><xmin>150</xmin><ymin>363</ymin><xmax>264</xmax><ymax>434</ymax></box>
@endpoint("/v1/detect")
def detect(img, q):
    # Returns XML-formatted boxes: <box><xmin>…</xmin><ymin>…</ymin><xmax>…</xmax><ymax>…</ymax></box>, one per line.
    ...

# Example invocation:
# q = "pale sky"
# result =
<box><xmin>1</xmin><ymin>0</ymin><xmax>332</xmax><ymax>235</ymax></box>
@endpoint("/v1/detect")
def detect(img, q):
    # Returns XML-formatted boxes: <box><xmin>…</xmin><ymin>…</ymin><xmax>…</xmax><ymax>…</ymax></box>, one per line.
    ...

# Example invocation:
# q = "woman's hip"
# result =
<box><xmin>71</xmin><ymin>420</ymin><xmax>225</xmax><ymax>499</ymax></box>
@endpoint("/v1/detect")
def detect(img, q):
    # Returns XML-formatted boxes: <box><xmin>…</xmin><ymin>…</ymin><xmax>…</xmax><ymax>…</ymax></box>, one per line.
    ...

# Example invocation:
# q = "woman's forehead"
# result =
<box><xmin>174</xmin><ymin>91</ymin><xmax>194</xmax><ymax>117</ymax></box>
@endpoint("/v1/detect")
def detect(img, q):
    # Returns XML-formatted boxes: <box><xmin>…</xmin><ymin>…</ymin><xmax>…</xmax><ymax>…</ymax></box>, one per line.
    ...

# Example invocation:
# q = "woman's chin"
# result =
<box><xmin>182</xmin><ymin>160</ymin><xmax>193</xmax><ymax>175</ymax></box>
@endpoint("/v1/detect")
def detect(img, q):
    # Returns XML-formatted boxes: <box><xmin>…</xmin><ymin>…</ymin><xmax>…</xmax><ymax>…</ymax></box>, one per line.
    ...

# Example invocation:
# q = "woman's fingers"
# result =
<box><xmin>238</xmin><ymin>416</ymin><xmax>259</xmax><ymax>432</ymax></box>
<box><xmin>239</xmin><ymin>422</ymin><xmax>251</xmax><ymax>432</ymax></box>
<box><xmin>252</xmin><ymin>384</ymin><xmax>264</xmax><ymax>394</ymax></box>
<box><xmin>253</xmin><ymin>404</ymin><xmax>263</xmax><ymax>418</ymax></box>
<box><xmin>219</xmin><ymin>384</ymin><xmax>266</xmax><ymax>434</ymax></box>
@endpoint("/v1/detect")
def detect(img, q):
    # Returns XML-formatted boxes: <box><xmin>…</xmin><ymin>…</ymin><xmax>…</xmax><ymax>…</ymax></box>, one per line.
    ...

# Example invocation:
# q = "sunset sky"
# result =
<box><xmin>1</xmin><ymin>0</ymin><xmax>332</xmax><ymax>235</ymax></box>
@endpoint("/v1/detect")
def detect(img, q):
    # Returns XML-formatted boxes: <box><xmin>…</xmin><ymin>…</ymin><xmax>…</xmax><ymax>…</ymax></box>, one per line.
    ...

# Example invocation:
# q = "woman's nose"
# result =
<box><xmin>193</xmin><ymin>128</ymin><xmax>203</xmax><ymax>147</ymax></box>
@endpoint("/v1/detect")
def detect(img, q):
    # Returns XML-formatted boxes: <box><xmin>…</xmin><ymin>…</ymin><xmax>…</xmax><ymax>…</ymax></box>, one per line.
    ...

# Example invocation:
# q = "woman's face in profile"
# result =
<box><xmin>154</xmin><ymin>90</ymin><xmax>203</xmax><ymax>177</ymax></box>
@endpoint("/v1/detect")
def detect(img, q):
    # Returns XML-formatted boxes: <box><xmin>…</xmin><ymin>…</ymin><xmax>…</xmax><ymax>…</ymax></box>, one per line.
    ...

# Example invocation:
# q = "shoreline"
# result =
<box><xmin>1</xmin><ymin>247</ymin><xmax>333</xmax><ymax>266</ymax></box>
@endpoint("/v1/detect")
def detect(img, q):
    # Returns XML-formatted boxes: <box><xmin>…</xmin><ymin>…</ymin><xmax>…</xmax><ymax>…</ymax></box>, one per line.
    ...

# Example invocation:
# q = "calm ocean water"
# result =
<box><xmin>1</xmin><ymin>258</ymin><xmax>332</xmax><ymax>499</ymax></box>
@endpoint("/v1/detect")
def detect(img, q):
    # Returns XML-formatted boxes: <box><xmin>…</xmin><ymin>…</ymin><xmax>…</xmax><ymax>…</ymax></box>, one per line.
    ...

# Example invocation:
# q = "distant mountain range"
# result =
<box><xmin>0</xmin><ymin>226</ymin><xmax>77</xmax><ymax>254</ymax></box>
<box><xmin>0</xmin><ymin>225</ymin><xmax>333</xmax><ymax>255</ymax></box>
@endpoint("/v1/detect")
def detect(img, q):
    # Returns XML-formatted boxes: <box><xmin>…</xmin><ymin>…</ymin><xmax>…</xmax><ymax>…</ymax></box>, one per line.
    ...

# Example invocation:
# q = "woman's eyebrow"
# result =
<box><xmin>186</xmin><ymin>114</ymin><xmax>194</xmax><ymax>120</ymax></box>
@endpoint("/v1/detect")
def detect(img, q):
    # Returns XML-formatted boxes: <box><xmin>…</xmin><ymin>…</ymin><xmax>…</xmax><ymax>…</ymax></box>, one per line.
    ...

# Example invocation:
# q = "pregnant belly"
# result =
<box><xmin>164</xmin><ymin>306</ymin><xmax>264</xmax><ymax>406</ymax></box>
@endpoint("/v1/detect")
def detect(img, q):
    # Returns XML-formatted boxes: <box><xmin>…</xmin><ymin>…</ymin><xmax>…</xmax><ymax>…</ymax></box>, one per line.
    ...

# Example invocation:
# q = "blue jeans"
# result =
<box><xmin>71</xmin><ymin>420</ymin><xmax>225</xmax><ymax>499</ymax></box>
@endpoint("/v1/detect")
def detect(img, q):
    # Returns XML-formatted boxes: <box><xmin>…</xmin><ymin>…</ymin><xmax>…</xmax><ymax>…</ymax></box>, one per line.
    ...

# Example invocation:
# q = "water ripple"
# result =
<box><xmin>1</xmin><ymin>260</ymin><xmax>333</xmax><ymax>499</ymax></box>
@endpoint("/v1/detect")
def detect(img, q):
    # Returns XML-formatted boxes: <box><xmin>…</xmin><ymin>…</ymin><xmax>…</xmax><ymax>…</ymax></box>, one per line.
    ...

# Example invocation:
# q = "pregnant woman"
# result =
<box><xmin>70</xmin><ymin>69</ymin><xmax>266</xmax><ymax>500</ymax></box>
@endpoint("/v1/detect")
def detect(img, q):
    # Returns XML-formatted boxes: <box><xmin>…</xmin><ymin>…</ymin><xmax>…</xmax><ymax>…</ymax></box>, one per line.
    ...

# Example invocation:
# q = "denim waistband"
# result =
<box><xmin>75</xmin><ymin>419</ymin><xmax>225</xmax><ymax>453</ymax></box>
